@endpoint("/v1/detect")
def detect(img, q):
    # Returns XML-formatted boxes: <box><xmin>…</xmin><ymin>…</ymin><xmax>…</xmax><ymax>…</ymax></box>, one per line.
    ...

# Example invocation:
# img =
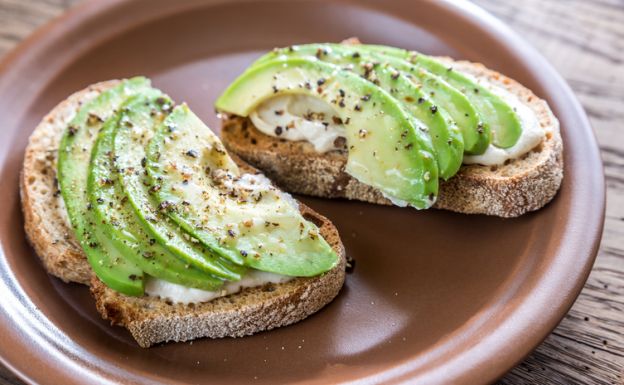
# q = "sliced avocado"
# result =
<box><xmin>253</xmin><ymin>44</ymin><xmax>489</xmax><ymax>155</ymax></box>
<box><xmin>216</xmin><ymin>57</ymin><xmax>438</xmax><ymax>207</ymax></box>
<box><xmin>112</xmin><ymin>93</ymin><xmax>244</xmax><ymax>281</ymax></box>
<box><xmin>249</xmin><ymin>44</ymin><xmax>463</xmax><ymax>179</ymax></box>
<box><xmin>88</xmin><ymin>92</ymin><xmax>232</xmax><ymax>290</ymax></box>
<box><xmin>362</xmin><ymin>45</ymin><xmax>522</xmax><ymax>148</ymax></box>
<box><xmin>146</xmin><ymin>104</ymin><xmax>339</xmax><ymax>276</ymax></box>
<box><xmin>58</xmin><ymin>78</ymin><xmax>149</xmax><ymax>296</ymax></box>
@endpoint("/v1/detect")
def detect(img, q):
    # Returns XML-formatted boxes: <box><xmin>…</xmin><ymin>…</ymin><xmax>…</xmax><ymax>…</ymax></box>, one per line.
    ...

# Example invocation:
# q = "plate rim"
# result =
<box><xmin>0</xmin><ymin>0</ymin><xmax>605</xmax><ymax>384</ymax></box>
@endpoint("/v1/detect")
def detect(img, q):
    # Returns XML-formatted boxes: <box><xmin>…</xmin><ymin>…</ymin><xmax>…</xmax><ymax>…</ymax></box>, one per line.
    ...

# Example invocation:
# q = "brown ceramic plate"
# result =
<box><xmin>0</xmin><ymin>0</ymin><xmax>604</xmax><ymax>384</ymax></box>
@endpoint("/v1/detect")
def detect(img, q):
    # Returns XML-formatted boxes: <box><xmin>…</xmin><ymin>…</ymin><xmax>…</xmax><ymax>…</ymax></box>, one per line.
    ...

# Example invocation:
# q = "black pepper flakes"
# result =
<box><xmin>417</xmin><ymin>97</ymin><xmax>425</xmax><ymax>104</ymax></box>
<box><xmin>345</xmin><ymin>257</ymin><xmax>356</xmax><ymax>273</ymax></box>
<box><xmin>67</xmin><ymin>125</ymin><xmax>78</xmax><ymax>136</ymax></box>
<box><xmin>274</xmin><ymin>126</ymin><xmax>283</xmax><ymax>136</ymax></box>
<box><xmin>185</xmin><ymin>149</ymin><xmax>198</xmax><ymax>158</ymax></box>
<box><xmin>87</xmin><ymin>113</ymin><xmax>103</xmax><ymax>125</ymax></box>
<box><xmin>354</xmin><ymin>104</ymin><xmax>362</xmax><ymax>111</ymax></box>
<box><xmin>430</xmin><ymin>105</ymin><xmax>438</xmax><ymax>114</ymax></box>
<box><xmin>333</xmin><ymin>136</ymin><xmax>347</xmax><ymax>148</ymax></box>
<box><xmin>158</xmin><ymin>200</ymin><xmax>175</xmax><ymax>211</ymax></box>
<box><xmin>317</xmin><ymin>78</ymin><xmax>326</xmax><ymax>86</ymax></box>
<box><xmin>361</xmin><ymin>94</ymin><xmax>371</xmax><ymax>102</ymax></box>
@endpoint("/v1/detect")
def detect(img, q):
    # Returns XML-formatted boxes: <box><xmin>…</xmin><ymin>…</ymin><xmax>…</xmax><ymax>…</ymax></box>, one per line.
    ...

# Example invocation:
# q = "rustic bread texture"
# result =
<box><xmin>91</xmin><ymin>203</ymin><xmax>346</xmax><ymax>348</ymax></box>
<box><xmin>20</xmin><ymin>80</ymin><xmax>120</xmax><ymax>284</ymax></box>
<box><xmin>220</xmin><ymin>58</ymin><xmax>563</xmax><ymax>218</ymax></box>
<box><xmin>21</xmin><ymin>84</ymin><xmax>346</xmax><ymax>347</ymax></box>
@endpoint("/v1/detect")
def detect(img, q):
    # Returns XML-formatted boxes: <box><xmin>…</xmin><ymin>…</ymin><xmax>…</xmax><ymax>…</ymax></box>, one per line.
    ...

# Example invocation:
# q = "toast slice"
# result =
<box><xmin>220</xmin><ymin>58</ymin><xmax>564</xmax><ymax>218</ymax></box>
<box><xmin>21</xmin><ymin>81</ymin><xmax>346</xmax><ymax>347</ymax></box>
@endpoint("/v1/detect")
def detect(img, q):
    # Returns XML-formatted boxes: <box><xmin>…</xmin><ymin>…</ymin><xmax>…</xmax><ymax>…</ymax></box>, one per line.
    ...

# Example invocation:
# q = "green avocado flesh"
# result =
<box><xmin>59</xmin><ymin>79</ymin><xmax>337</xmax><ymax>296</ymax></box>
<box><xmin>145</xmin><ymin>104</ymin><xmax>339</xmax><ymax>276</ymax></box>
<box><xmin>88</xmin><ymin>92</ymin><xmax>239</xmax><ymax>291</ymax></box>
<box><xmin>216</xmin><ymin>57</ymin><xmax>439</xmax><ymax>207</ymax></box>
<box><xmin>58</xmin><ymin>78</ymin><xmax>148</xmax><ymax>296</ymax></box>
<box><xmin>361</xmin><ymin>44</ymin><xmax>522</xmax><ymax>149</ymax></box>
<box><xmin>249</xmin><ymin>44</ymin><xmax>463</xmax><ymax>179</ymax></box>
<box><xmin>113</xmin><ymin>94</ymin><xmax>244</xmax><ymax>282</ymax></box>
<box><xmin>251</xmin><ymin>44</ymin><xmax>489</xmax><ymax>156</ymax></box>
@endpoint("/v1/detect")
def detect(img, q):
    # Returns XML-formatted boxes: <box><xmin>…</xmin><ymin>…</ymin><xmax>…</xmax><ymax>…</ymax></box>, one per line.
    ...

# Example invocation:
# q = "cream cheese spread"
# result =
<box><xmin>146</xmin><ymin>271</ymin><xmax>293</xmax><ymax>304</ymax></box>
<box><xmin>250</xmin><ymin>80</ymin><xmax>544</xmax><ymax>166</ymax></box>
<box><xmin>250</xmin><ymin>94</ymin><xmax>346</xmax><ymax>152</ymax></box>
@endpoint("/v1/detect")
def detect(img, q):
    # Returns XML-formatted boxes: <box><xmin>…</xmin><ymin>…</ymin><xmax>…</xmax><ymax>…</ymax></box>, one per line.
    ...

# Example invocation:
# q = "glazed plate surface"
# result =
<box><xmin>0</xmin><ymin>1</ymin><xmax>604</xmax><ymax>384</ymax></box>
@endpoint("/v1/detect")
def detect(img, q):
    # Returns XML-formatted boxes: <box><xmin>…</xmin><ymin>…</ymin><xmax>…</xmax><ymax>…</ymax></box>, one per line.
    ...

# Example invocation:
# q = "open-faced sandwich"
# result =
<box><xmin>21</xmin><ymin>40</ymin><xmax>563</xmax><ymax>348</ymax></box>
<box><xmin>217</xmin><ymin>41</ymin><xmax>563</xmax><ymax>217</ymax></box>
<box><xmin>21</xmin><ymin>77</ymin><xmax>345</xmax><ymax>348</ymax></box>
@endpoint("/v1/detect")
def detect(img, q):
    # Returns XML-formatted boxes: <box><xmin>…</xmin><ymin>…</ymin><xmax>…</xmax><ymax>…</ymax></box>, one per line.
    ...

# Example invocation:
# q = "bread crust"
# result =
<box><xmin>21</xmin><ymin>82</ymin><xmax>346</xmax><ymax>347</ymax></box>
<box><xmin>20</xmin><ymin>80</ymin><xmax>120</xmax><ymax>284</ymax></box>
<box><xmin>220</xmin><ymin>58</ymin><xmax>563</xmax><ymax>217</ymax></box>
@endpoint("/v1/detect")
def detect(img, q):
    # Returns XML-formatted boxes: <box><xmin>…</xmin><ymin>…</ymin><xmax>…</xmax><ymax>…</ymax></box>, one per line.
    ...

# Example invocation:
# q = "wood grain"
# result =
<box><xmin>473</xmin><ymin>1</ymin><xmax>624</xmax><ymax>384</ymax></box>
<box><xmin>0</xmin><ymin>0</ymin><xmax>622</xmax><ymax>384</ymax></box>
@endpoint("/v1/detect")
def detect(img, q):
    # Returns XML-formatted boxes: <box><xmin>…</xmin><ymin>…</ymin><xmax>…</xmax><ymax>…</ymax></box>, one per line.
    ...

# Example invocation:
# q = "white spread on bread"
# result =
<box><xmin>146</xmin><ymin>271</ymin><xmax>293</xmax><ymax>304</ymax></box>
<box><xmin>250</xmin><ymin>80</ymin><xmax>544</xmax><ymax>166</ymax></box>
<box><xmin>250</xmin><ymin>94</ymin><xmax>346</xmax><ymax>153</ymax></box>
<box><xmin>462</xmin><ymin>74</ymin><xmax>545</xmax><ymax>165</ymax></box>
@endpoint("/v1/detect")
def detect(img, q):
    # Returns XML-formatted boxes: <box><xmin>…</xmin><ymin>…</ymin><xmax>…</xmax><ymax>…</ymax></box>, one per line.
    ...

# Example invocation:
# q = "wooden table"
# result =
<box><xmin>0</xmin><ymin>1</ymin><xmax>621</xmax><ymax>384</ymax></box>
